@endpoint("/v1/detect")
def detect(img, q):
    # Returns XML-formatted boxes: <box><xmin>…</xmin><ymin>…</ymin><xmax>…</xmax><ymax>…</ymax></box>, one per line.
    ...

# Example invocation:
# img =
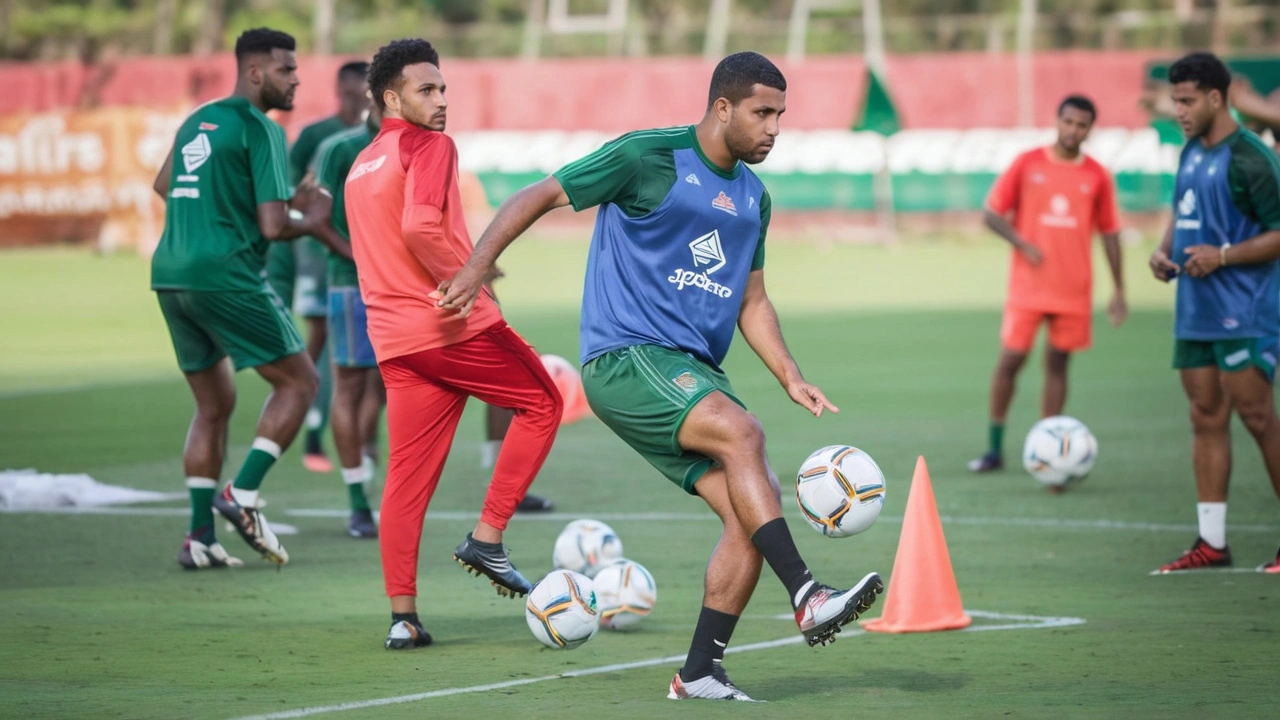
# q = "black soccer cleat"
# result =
<box><xmin>452</xmin><ymin>533</ymin><xmax>533</xmax><ymax>598</ymax></box>
<box><xmin>385</xmin><ymin>620</ymin><xmax>433</xmax><ymax>650</ymax></box>
<box><xmin>966</xmin><ymin>452</ymin><xmax>1004</xmax><ymax>473</ymax></box>
<box><xmin>348</xmin><ymin>509</ymin><xmax>378</xmax><ymax>539</ymax></box>
<box><xmin>212</xmin><ymin>486</ymin><xmax>289</xmax><ymax>564</ymax></box>
<box><xmin>516</xmin><ymin>494</ymin><xmax>555</xmax><ymax>513</ymax></box>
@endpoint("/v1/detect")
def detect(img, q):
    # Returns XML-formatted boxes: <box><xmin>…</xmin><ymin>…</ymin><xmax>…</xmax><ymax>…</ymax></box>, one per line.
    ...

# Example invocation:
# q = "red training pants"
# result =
<box><xmin>377</xmin><ymin>322</ymin><xmax>563</xmax><ymax>598</ymax></box>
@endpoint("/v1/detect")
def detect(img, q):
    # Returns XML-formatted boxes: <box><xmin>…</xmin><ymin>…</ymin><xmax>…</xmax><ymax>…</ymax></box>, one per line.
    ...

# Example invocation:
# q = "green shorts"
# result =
<box><xmin>1173</xmin><ymin>336</ymin><xmax>1278</xmax><ymax>382</ymax></box>
<box><xmin>157</xmin><ymin>288</ymin><xmax>305</xmax><ymax>373</ymax></box>
<box><xmin>582</xmin><ymin>345</ymin><xmax>745</xmax><ymax>495</ymax></box>
<box><xmin>292</xmin><ymin>238</ymin><xmax>328</xmax><ymax>318</ymax></box>
<box><xmin>265</xmin><ymin>242</ymin><xmax>295</xmax><ymax>311</ymax></box>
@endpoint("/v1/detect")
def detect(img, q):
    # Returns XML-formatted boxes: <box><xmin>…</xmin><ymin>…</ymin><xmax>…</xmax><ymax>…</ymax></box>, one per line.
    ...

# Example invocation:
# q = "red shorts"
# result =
<box><xmin>1000</xmin><ymin>307</ymin><xmax>1092</xmax><ymax>353</ymax></box>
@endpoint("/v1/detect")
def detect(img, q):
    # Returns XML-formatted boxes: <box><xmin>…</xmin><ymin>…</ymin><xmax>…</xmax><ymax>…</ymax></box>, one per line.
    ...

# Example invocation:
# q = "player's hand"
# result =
<box><xmin>1149</xmin><ymin>248</ymin><xmax>1179</xmax><ymax>282</ymax></box>
<box><xmin>1182</xmin><ymin>244</ymin><xmax>1222</xmax><ymax>278</ymax></box>
<box><xmin>1018</xmin><ymin>242</ymin><xmax>1044</xmax><ymax>266</ymax></box>
<box><xmin>1108</xmin><ymin>291</ymin><xmax>1128</xmax><ymax>328</ymax></box>
<box><xmin>786</xmin><ymin>380</ymin><xmax>839</xmax><ymax>418</ymax></box>
<box><xmin>436</xmin><ymin>261</ymin><xmax>487</xmax><ymax>317</ymax></box>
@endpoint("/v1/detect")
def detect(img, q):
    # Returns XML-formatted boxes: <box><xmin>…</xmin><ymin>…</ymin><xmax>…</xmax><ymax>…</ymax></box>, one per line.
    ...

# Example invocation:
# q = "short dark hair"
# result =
<box><xmin>367</xmin><ymin>39</ymin><xmax>440</xmax><ymax>111</ymax></box>
<box><xmin>234</xmin><ymin>28</ymin><xmax>296</xmax><ymax>63</ymax></box>
<box><xmin>1169</xmin><ymin>52</ymin><xmax>1231</xmax><ymax>99</ymax></box>
<box><xmin>1058</xmin><ymin>94</ymin><xmax>1097</xmax><ymax>123</ymax></box>
<box><xmin>707</xmin><ymin>51</ymin><xmax>786</xmax><ymax>109</ymax></box>
<box><xmin>338</xmin><ymin>61</ymin><xmax>370</xmax><ymax>83</ymax></box>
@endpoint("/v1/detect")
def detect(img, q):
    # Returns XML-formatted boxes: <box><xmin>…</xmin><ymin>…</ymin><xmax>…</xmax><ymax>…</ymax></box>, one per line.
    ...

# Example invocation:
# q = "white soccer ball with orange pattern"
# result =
<box><xmin>525</xmin><ymin>570</ymin><xmax>600</xmax><ymax>649</ymax></box>
<box><xmin>552</xmin><ymin>519</ymin><xmax>623</xmax><ymax>578</ymax></box>
<box><xmin>593</xmin><ymin>559</ymin><xmax>657</xmax><ymax>631</ymax></box>
<box><xmin>795</xmin><ymin>445</ymin><xmax>886</xmax><ymax>538</ymax></box>
<box><xmin>1022</xmin><ymin>416</ymin><xmax>1097</xmax><ymax>487</ymax></box>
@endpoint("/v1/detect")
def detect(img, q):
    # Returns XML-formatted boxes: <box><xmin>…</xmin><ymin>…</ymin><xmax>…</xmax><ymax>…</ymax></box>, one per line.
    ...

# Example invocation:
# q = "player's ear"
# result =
<box><xmin>383</xmin><ymin>89</ymin><xmax>400</xmax><ymax>115</ymax></box>
<box><xmin>713</xmin><ymin>96</ymin><xmax>733</xmax><ymax>123</ymax></box>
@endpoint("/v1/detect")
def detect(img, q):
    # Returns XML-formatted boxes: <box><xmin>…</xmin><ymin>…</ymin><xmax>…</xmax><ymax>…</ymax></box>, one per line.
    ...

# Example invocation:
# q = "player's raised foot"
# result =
<box><xmin>1157</xmin><ymin>537</ymin><xmax>1232</xmax><ymax>574</ymax></box>
<box><xmin>177</xmin><ymin>535</ymin><xmax>244</xmax><ymax>570</ymax></box>
<box><xmin>967</xmin><ymin>452</ymin><xmax>1004</xmax><ymax>473</ymax></box>
<box><xmin>303</xmin><ymin>452</ymin><xmax>334</xmax><ymax>474</ymax></box>
<box><xmin>1256</xmin><ymin>546</ymin><xmax>1280</xmax><ymax>574</ymax></box>
<box><xmin>796</xmin><ymin>572</ymin><xmax>884</xmax><ymax>647</ymax></box>
<box><xmin>667</xmin><ymin>667</ymin><xmax>759</xmax><ymax>702</ymax></box>
<box><xmin>385</xmin><ymin>620</ymin><xmax>433</xmax><ymax>650</ymax></box>
<box><xmin>516</xmin><ymin>494</ymin><xmax>555</xmax><ymax>513</ymax></box>
<box><xmin>348</xmin><ymin>509</ymin><xmax>378</xmax><ymax>539</ymax></box>
<box><xmin>452</xmin><ymin>533</ymin><xmax>533</xmax><ymax>597</ymax></box>
<box><xmin>213</xmin><ymin>486</ymin><xmax>290</xmax><ymax>565</ymax></box>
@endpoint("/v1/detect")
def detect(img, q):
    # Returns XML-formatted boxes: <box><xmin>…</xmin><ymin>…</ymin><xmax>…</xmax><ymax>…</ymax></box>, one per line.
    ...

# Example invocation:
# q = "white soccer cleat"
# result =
<box><xmin>667</xmin><ymin>668</ymin><xmax>759</xmax><ymax>701</ymax></box>
<box><xmin>795</xmin><ymin>572</ymin><xmax>884</xmax><ymax>646</ymax></box>
<box><xmin>213</xmin><ymin>486</ymin><xmax>290</xmax><ymax>565</ymax></box>
<box><xmin>177</xmin><ymin>537</ymin><xmax>244</xmax><ymax>570</ymax></box>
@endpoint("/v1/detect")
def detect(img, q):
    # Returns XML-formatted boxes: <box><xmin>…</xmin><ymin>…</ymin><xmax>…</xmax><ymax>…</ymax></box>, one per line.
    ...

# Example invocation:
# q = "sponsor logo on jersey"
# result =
<box><xmin>1175</xmin><ymin>189</ymin><xmax>1200</xmax><ymax>229</ymax></box>
<box><xmin>685</xmin><ymin>173</ymin><xmax>701</xmax><ymax>186</ymax></box>
<box><xmin>198</xmin><ymin>122</ymin><xmax>219</xmax><ymax>131</ymax></box>
<box><xmin>181</xmin><ymin>133</ymin><xmax>211</xmax><ymax>173</ymax></box>
<box><xmin>1039</xmin><ymin>192</ymin><xmax>1078</xmax><ymax>228</ymax></box>
<box><xmin>711</xmin><ymin>191</ymin><xmax>737</xmax><ymax>216</ymax></box>
<box><xmin>672</xmin><ymin>372</ymin><xmax>699</xmax><ymax>391</ymax></box>
<box><xmin>668</xmin><ymin>230</ymin><xmax>733</xmax><ymax>298</ymax></box>
<box><xmin>170</xmin><ymin>188</ymin><xmax>199</xmax><ymax>199</ymax></box>
<box><xmin>347</xmin><ymin>154</ymin><xmax>387</xmax><ymax>183</ymax></box>
<box><xmin>1221</xmin><ymin>318</ymin><xmax>1240</xmax><ymax>331</ymax></box>
<box><xmin>749</xmin><ymin>196</ymin><xmax>755</xmax><ymax>209</ymax></box>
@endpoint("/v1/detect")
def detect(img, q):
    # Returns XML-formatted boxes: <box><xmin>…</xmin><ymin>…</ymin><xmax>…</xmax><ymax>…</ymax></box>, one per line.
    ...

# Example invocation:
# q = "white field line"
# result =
<box><xmin>229</xmin><ymin>610</ymin><xmax>1083</xmax><ymax>720</ymax></box>
<box><xmin>1147</xmin><ymin>567</ymin><xmax>1264</xmax><ymax>576</ymax></box>
<box><xmin>4</xmin><ymin>505</ymin><xmax>1276</xmax><ymax>536</ymax></box>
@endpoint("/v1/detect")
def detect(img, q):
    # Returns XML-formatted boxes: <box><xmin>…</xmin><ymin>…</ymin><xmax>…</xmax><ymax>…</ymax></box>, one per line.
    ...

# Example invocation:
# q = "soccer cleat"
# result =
<box><xmin>385</xmin><ymin>620</ymin><xmax>433</xmax><ymax>650</ymax></box>
<box><xmin>1256</xmin><ymin>547</ymin><xmax>1280</xmax><ymax>574</ymax></box>
<box><xmin>348</xmin><ymin>509</ymin><xmax>378</xmax><ymax>539</ymax></box>
<box><xmin>1157</xmin><ymin>537</ymin><xmax>1232</xmax><ymax>574</ymax></box>
<box><xmin>177</xmin><ymin>536</ymin><xmax>244</xmax><ymax>570</ymax></box>
<box><xmin>667</xmin><ymin>667</ymin><xmax>759</xmax><ymax>701</ymax></box>
<box><xmin>967</xmin><ymin>452</ymin><xmax>1004</xmax><ymax>473</ymax></box>
<box><xmin>452</xmin><ymin>533</ymin><xmax>533</xmax><ymax>598</ymax></box>
<box><xmin>213</xmin><ymin>486</ymin><xmax>290</xmax><ymax>565</ymax></box>
<box><xmin>303</xmin><ymin>453</ymin><xmax>334</xmax><ymax>473</ymax></box>
<box><xmin>795</xmin><ymin>572</ymin><xmax>884</xmax><ymax>647</ymax></box>
<box><xmin>516</xmin><ymin>494</ymin><xmax>555</xmax><ymax>513</ymax></box>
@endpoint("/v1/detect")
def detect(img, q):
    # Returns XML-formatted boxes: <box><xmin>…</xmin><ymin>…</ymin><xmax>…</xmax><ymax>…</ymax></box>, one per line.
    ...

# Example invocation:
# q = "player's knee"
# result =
<box><xmin>1045</xmin><ymin>349</ymin><xmax>1070</xmax><ymax>374</ymax></box>
<box><xmin>1189</xmin><ymin>400</ymin><xmax>1230</xmax><ymax>432</ymax></box>
<box><xmin>766</xmin><ymin>467</ymin><xmax>783</xmax><ymax>504</ymax></box>
<box><xmin>198</xmin><ymin>391</ymin><xmax>236</xmax><ymax>424</ymax></box>
<box><xmin>1235</xmin><ymin>403</ymin><xmax>1276</xmax><ymax>439</ymax></box>
<box><xmin>294</xmin><ymin>363</ymin><xmax>321</xmax><ymax>400</ymax></box>
<box><xmin>726</xmin><ymin>415</ymin><xmax>766</xmax><ymax>458</ymax></box>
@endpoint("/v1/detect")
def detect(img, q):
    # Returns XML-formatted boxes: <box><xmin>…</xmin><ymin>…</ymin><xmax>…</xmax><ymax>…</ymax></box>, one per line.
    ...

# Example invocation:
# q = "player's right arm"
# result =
<box><xmin>153</xmin><ymin>145</ymin><xmax>175</xmax><ymax>199</ymax></box>
<box><xmin>1149</xmin><ymin>221</ymin><xmax>1178</xmax><ymax>282</ymax></box>
<box><xmin>438</xmin><ymin>133</ymin><xmax>642</xmax><ymax>316</ymax></box>
<box><xmin>984</xmin><ymin>153</ymin><xmax>1042</xmax><ymax>266</ymax></box>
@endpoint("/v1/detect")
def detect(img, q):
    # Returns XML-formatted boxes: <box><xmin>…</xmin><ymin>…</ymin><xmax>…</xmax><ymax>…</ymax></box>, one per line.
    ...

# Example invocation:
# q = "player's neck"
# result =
<box><xmin>231</xmin><ymin>82</ymin><xmax>270</xmax><ymax>114</ymax></box>
<box><xmin>338</xmin><ymin>107</ymin><xmax>363</xmax><ymax>126</ymax></box>
<box><xmin>1199</xmin><ymin>114</ymin><xmax>1238</xmax><ymax>149</ymax></box>
<box><xmin>1048</xmin><ymin>144</ymin><xmax>1082</xmax><ymax>164</ymax></box>
<box><xmin>693</xmin><ymin>121</ymin><xmax>737</xmax><ymax>173</ymax></box>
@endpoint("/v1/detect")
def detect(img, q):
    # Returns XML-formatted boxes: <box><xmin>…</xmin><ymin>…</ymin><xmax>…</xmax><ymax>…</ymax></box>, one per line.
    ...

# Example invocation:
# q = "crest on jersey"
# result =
<box><xmin>688</xmin><ymin>229</ymin><xmax>726</xmax><ymax>275</ymax></box>
<box><xmin>1178</xmin><ymin>189</ymin><xmax>1196</xmax><ymax>216</ymax></box>
<box><xmin>672</xmin><ymin>372</ymin><xmax>699</xmax><ymax>391</ymax></box>
<box><xmin>181</xmin><ymin>133</ymin><xmax>211</xmax><ymax>173</ymax></box>
<box><xmin>198</xmin><ymin>122</ymin><xmax>219</xmax><ymax>131</ymax></box>
<box><xmin>685</xmin><ymin>173</ymin><xmax>701</xmax><ymax>186</ymax></box>
<box><xmin>1050</xmin><ymin>194</ymin><xmax>1070</xmax><ymax>216</ymax></box>
<box><xmin>711</xmin><ymin>192</ymin><xmax>737</xmax><ymax>216</ymax></box>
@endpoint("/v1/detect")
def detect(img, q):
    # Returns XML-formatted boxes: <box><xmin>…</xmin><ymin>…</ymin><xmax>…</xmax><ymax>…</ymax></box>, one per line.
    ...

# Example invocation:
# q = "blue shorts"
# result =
<box><xmin>327</xmin><ymin>287</ymin><xmax>377</xmax><ymax>368</ymax></box>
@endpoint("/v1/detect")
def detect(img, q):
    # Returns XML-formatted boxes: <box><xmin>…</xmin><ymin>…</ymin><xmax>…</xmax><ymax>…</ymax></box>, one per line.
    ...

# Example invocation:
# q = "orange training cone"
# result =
<box><xmin>863</xmin><ymin>456</ymin><xmax>971</xmax><ymax>633</ymax></box>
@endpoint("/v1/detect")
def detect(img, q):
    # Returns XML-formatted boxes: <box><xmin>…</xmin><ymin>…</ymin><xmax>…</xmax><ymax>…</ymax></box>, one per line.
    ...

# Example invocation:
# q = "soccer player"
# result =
<box><xmin>151</xmin><ymin>28</ymin><xmax>335</xmax><ymax>569</ymax></box>
<box><xmin>344</xmin><ymin>39</ymin><xmax>563</xmax><ymax>649</ymax></box>
<box><xmin>967</xmin><ymin>95</ymin><xmax>1127</xmax><ymax>476</ymax></box>
<box><xmin>266</xmin><ymin>60</ymin><xmax>372</xmax><ymax>474</ymax></box>
<box><xmin>1149</xmin><ymin>53</ymin><xmax>1280</xmax><ymax>574</ymax></box>
<box><xmin>309</xmin><ymin>98</ymin><xmax>381</xmax><ymax>539</ymax></box>
<box><xmin>439</xmin><ymin>51</ymin><xmax>883</xmax><ymax>701</ymax></box>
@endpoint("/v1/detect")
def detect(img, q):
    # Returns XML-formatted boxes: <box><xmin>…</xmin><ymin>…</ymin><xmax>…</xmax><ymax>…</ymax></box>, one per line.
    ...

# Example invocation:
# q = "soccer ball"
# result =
<box><xmin>795</xmin><ymin>445</ymin><xmax>887</xmax><ymax>538</ymax></box>
<box><xmin>552</xmin><ymin>519</ymin><xmax>623</xmax><ymax>577</ymax></box>
<box><xmin>525</xmin><ymin>570</ymin><xmax>600</xmax><ymax>649</ymax></box>
<box><xmin>1022</xmin><ymin>416</ymin><xmax>1097</xmax><ymax>487</ymax></box>
<box><xmin>593</xmin><ymin>559</ymin><xmax>657</xmax><ymax>631</ymax></box>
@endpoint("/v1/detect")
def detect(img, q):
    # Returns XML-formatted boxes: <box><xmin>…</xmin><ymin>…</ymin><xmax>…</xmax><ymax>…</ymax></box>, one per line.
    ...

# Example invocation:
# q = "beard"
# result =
<box><xmin>263</xmin><ymin>83</ymin><xmax>294</xmax><ymax>112</ymax></box>
<box><xmin>725</xmin><ymin>123</ymin><xmax>769</xmax><ymax>165</ymax></box>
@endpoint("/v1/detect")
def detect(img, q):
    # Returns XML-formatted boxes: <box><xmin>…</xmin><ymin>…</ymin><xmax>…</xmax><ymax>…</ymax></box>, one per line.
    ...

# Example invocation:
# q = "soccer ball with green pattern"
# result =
<box><xmin>795</xmin><ymin>445</ymin><xmax>886</xmax><ymax>538</ymax></box>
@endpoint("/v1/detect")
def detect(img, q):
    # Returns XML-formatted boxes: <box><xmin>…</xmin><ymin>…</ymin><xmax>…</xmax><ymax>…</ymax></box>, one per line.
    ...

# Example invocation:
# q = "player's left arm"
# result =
<box><xmin>1095</xmin><ymin>168</ymin><xmax>1127</xmax><ymax>327</ymax></box>
<box><xmin>303</xmin><ymin>144</ymin><xmax>354</xmax><ymax>261</ymax></box>
<box><xmin>1184</xmin><ymin>141</ymin><xmax>1280</xmax><ymax>277</ymax></box>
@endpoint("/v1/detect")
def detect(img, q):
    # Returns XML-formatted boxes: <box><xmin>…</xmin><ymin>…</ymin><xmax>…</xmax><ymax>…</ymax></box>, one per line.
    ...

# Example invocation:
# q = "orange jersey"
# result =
<box><xmin>344</xmin><ymin>118</ymin><xmax>501</xmax><ymax>361</ymax></box>
<box><xmin>987</xmin><ymin>147</ymin><xmax>1121</xmax><ymax>314</ymax></box>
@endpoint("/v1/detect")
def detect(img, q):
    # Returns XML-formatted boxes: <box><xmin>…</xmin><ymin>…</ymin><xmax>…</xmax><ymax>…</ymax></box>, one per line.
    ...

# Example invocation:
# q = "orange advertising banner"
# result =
<box><xmin>0</xmin><ymin>108</ymin><xmax>181</xmax><ymax>250</ymax></box>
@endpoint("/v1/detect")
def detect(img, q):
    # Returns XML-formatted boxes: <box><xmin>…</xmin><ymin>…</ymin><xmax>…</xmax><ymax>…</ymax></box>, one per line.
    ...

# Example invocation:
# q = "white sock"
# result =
<box><xmin>230</xmin><ymin>486</ymin><xmax>259</xmax><ymax>508</ymax></box>
<box><xmin>1197</xmin><ymin>502</ymin><xmax>1227</xmax><ymax>550</ymax></box>
<box><xmin>792</xmin><ymin>579</ymin><xmax>816</xmax><ymax>609</ymax></box>
<box><xmin>185</xmin><ymin>477</ymin><xmax>217</xmax><ymax>489</ymax></box>
<box><xmin>341</xmin><ymin>464</ymin><xmax>373</xmax><ymax>485</ymax></box>
<box><xmin>480</xmin><ymin>440</ymin><xmax>502</xmax><ymax>470</ymax></box>
<box><xmin>305</xmin><ymin>408</ymin><xmax>322</xmax><ymax>431</ymax></box>
<box><xmin>252</xmin><ymin>437</ymin><xmax>283</xmax><ymax>458</ymax></box>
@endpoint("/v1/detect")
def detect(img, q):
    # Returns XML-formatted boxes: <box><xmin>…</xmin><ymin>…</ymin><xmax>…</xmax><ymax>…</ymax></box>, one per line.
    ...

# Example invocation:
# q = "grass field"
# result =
<box><xmin>2</xmin><ymin>237</ymin><xmax>1277</xmax><ymax>719</ymax></box>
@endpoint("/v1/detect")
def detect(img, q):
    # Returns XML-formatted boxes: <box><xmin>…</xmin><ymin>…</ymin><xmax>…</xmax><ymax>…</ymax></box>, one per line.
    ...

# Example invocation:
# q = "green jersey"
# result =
<box><xmin>313</xmin><ymin>124</ymin><xmax>373</xmax><ymax>287</ymax></box>
<box><xmin>290</xmin><ymin>115</ymin><xmax>352</xmax><ymax>185</ymax></box>
<box><xmin>151</xmin><ymin>96</ymin><xmax>290</xmax><ymax>292</ymax></box>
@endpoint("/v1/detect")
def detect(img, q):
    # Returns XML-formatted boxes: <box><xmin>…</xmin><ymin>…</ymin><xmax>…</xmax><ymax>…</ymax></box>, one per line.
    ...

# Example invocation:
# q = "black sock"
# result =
<box><xmin>391</xmin><ymin>612</ymin><xmax>420</xmax><ymax>627</ymax></box>
<box><xmin>304</xmin><ymin>430</ymin><xmax>322</xmax><ymax>455</ymax></box>
<box><xmin>751</xmin><ymin>518</ymin><xmax>815</xmax><ymax>609</ymax></box>
<box><xmin>679</xmin><ymin>607</ymin><xmax>739</xmax><ymax>682</ymax></box>
<box><xmin>468</xmin><ymin>532</ymin><xmax>502</xmax><ymax>550</ymax></box>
